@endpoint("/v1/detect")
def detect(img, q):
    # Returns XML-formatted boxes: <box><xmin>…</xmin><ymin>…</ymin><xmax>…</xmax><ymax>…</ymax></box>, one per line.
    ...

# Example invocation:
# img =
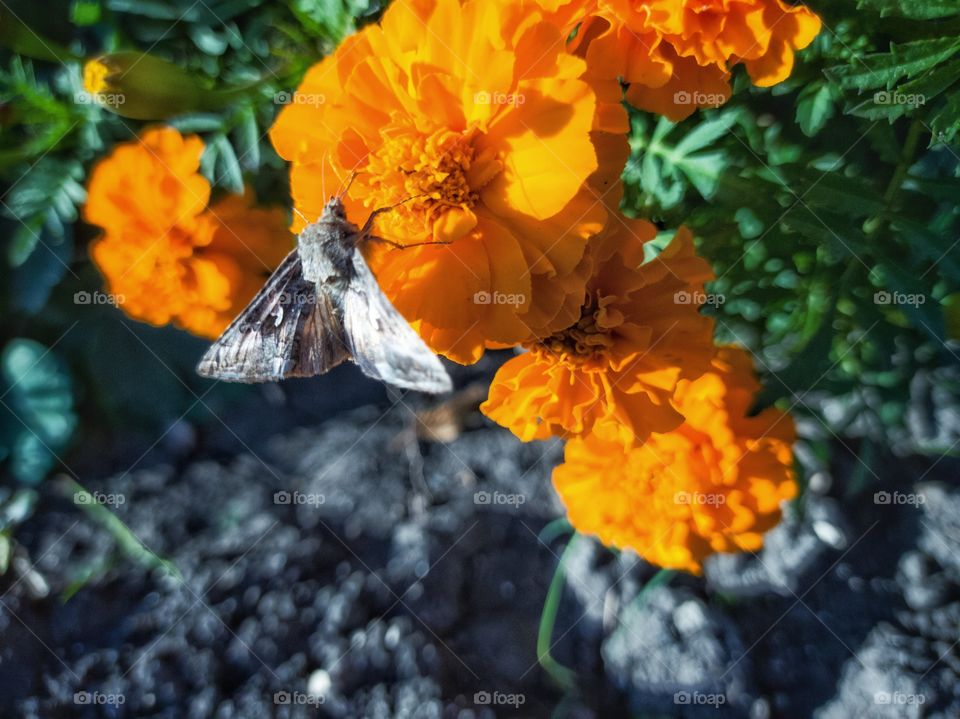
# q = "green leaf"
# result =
<box><xmin>105</xmin><ymin>0</ymin><xmax>204</xmax><ymax>21</ymax></box>
<box><xmin>827</xmin><ymin>37</ymin><xmax>960</xmax><ymax>93</ymax></box>
<box><xmin>856</xmin><ymin>0</ymin><xmax>960</xmax><ymax>19</ymax></box>
<box><xmin>796</xmin><ymin>82</ymin><xmax>836</xmax><ymax>137</ymax></box>
<box><xmin>628</xmin><ymin>113</ymin><xmax>737</xmax><ymax>209</ymax></box>
<box><xmin>188</xmin><ymin>24</ymin><xmax>229</xmax><ymax>55</ymax></box>
<box><xmin>170</xmin><ymin>113</ymin><xmax>226</xmax><ymax>133</ymax></box>
<box><xmin>10</xmin><ymin>225</ymin><xmax>74</xmax><ymax>314</ymax></box>
<box><xmin>212</xmin><ymin>134</ymin><xmax>244</xmax><ymax>193</ymax></box>
<box><xmin>2</xmin><ymin>158</ymin><xmax>85</xmax><ymax>266</ymax></box>
<box><xmin>289</xmin><ymin>0</ymin><xmax>357</xmax><ymax>42</ymax></box>
<box><xmin>233</xmin><ymin>105</ymin><xmax>261</xmax><ymax>172</ymax></box>
<box><xmin>735</xmin><ymin>207</ymin><xmax>764</xmax><ymax>239</ymax></box>
<box><xmin>0</xmin><ymin>339</ymin><xmax>76</xmax><ymax>484</ymax></box>
<box><xmin>70</xmin><ymin>0</ymin><xmax>102</xmax><ymax>25</ymax></box>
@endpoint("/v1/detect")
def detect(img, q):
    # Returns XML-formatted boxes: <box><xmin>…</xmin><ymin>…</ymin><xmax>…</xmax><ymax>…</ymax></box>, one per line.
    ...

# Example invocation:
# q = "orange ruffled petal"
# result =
<box><xmin>84</xmin><ymin>127</ymin><xmax>291</xmax><ymax>339</ymax></box>
<box><xmin>481</xmin><ymin>220</ymin><xmax>717</xmax><ymax>445</ymax></box>
<box><xmin>553</xmin><ymin>347</ymin><xmax>798</xmax><ymax>574</ymax></box>
<box><xmin>548</xmin><ymin>0</ymin><xmax>821</xmax><ymax>120</ymax></box>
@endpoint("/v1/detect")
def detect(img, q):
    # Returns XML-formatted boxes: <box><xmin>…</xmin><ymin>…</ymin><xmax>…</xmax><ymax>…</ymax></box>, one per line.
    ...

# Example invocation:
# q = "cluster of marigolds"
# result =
<box><xmin>84</xmin><ymin>0</ymin><xmax>821</xmax><ymax>574</ymax></box>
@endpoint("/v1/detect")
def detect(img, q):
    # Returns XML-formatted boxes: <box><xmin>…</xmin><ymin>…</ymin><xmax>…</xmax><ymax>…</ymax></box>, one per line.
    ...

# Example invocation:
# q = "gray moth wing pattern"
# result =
<box><xmin>195</xmin><ymin>251</ymin><xmax>349</xmax><ymax>382</ymax></box>
<box><xmin>343</xmin><ymin>247</ymin><xmax>453</xmax><ymax>394</ymax></box>
<box><xmin>196</xmin><ymin>196</ymin><xmax>452</xmax><ymax>394</ymax></box>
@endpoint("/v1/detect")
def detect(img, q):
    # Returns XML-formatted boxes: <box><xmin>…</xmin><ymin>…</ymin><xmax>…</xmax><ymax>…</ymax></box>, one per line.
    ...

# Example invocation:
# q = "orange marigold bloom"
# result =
<box><xmin>549</xmin><ymin>0</ymin><xmax>821</xmax><ymax>120</ymax></box>
<box><xmin>553</xmin><ymin>347</ymin><xmax>798</xmax><ymax>574</ymax></box>
<box><xmin>481</xmin><ymin>219</ymin><xmax>717</xmax><ymax>445</ymax></box>
<box><xmin>269</xmin><ymin>0</ymin><xmax>628</xmax><ymax>364</ymax></box>
<box><xmin>84</xmin><ymin>127</ymin><xmax>290</xmax><ymax>339</ymax></box>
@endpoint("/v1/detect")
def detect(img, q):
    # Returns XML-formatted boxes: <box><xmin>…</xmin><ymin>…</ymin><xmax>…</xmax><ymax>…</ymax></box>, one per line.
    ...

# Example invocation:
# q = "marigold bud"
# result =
<box><xmin>81</xmin><ymin>52</ymin><xmax>213</xmax><ymax>119</ymax></box>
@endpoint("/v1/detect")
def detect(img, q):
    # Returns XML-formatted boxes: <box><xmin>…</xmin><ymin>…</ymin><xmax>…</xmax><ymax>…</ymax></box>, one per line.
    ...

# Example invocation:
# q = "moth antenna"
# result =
<box><xmin>338</xmin><ymin>169</ymin><xmax>359</xmax><ymax>200</ymax></box>
<box><xmin>321</xmin><ymin>150</ymin><xmax>328</xmax><ymax>202</ymax></box>
<box><xmin>335</xmin><ymin>153</ymin><xmax>371</xmax><ymax>200</ymax></box>
<box><xmin>292</xmin><ymin>206</ymin><xmax>310</xmax><ymax>225</ymax></box>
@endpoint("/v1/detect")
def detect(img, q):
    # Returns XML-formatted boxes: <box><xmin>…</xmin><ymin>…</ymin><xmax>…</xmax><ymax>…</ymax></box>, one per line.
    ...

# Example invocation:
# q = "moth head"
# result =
<box><xmin>322</xmin><ymin>196</ymin><xmax>348</xmax><ymax>221</ymax></box>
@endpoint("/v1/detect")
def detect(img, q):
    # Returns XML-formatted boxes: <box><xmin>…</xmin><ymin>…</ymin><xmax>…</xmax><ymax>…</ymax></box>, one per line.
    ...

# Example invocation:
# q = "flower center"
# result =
<box><xmin>536</xmin><ymin>292</ymin><xmax>617</xmax><ymax>362</ymax></box>
<box><xmin>361</xmin><ymin>126</ymin><xmax>479</xmax><ymax>228</ymax></box>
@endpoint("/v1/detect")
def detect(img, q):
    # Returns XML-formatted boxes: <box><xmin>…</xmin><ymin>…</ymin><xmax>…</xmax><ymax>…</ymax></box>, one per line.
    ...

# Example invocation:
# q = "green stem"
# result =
<box><xmin>66</xmin><ymin>479</ymin><xmax>181</xmax><ymax>582</ymax></box>
<box><xmin>632</xmin><ymin>568</ymin><xmax>676</xmax><ymax>608</ymax></box>
<box><xmin>864</xmin><ymin>117</ymin><xmax>924</xmax><ymax>238</ymax></box>
<box><xmin>537</xmin><ymin>535</ymin><xmax>580</xmax><ymax>693</ymax></box>
<box><xmin>538</xmin><ymin>517</ymin><xmax>574</xmax><ymax>546</ymax></box>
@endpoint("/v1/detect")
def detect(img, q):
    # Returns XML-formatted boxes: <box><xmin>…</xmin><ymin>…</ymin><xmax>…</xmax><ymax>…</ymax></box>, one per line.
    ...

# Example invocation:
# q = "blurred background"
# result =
<box><xmin>1</xmin><ymin>0</ymin><xmax>960</xmax><ymax>716</ymax></box>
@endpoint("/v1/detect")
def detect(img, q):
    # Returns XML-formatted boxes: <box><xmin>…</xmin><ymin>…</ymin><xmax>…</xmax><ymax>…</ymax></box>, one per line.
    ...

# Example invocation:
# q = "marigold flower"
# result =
<box><xmin>553</xmin><ymin>347</ymin><xmax>798</xmax><ymax>573</ymax></box>
<box><xmin>84</xmin><ymin>127</ymin><xmax>290</xmax><ymax>339</ymax></box>
<box><xmin>481</xmin><ymin>219</ymin><xmax>717</xmax><ymax>445</ymax></box>
<box><xmin>269</xmin><ymin>0</ymin><xmax>628</xmax><ymax>363</ymax></box>
<box><xmin>551</xmin><ymin>0</ymin><xmax>821</xmax><ymax>120</ymax></box>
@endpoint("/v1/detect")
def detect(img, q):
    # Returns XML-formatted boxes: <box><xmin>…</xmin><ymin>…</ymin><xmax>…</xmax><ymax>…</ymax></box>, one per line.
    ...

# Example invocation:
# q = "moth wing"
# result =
<box><xmin>197</xmin><ymin>251</ymin><xmax>349</xmax><ymax>382</ymax></box>
<box><xmin>343</xmin><ymin>249</ymin><xmax>452</xmax><ymax>394</ymax></box>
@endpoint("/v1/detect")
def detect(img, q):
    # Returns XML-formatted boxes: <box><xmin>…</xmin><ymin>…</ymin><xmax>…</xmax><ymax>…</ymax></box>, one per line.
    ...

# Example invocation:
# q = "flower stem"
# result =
<box><xmin>537</xmin><ymin>534</ymin><xmax>580</xmax><ymax>693</ymax></box>
<box><xmin>632</xmin><ymin>567</ymin><xmax>675</xmax><ymax>607</ymax></box>
<box><xmin>864</xmin><ymin>117</ymin><xmax>924</xmax><ymax>238</ymax></box>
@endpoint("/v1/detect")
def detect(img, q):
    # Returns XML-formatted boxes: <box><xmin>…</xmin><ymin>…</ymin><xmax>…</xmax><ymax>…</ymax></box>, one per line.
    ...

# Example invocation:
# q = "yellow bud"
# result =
<box><xmin>80</xmin><ymin>52</ymin><xmax>215</xmax><ymax>120</ymax></box>
<box><xmin>83</xmin><ymin>58</ymin><xmax>110</xmax><ymax>96</ymax></box>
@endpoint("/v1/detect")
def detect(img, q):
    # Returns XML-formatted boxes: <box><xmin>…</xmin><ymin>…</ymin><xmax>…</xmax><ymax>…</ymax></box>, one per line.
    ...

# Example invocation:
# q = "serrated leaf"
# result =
<box><xmin>233</xmin><ymin>106</ymin><xmax>261</xmax><ymax>172</ymax></box>
<box><xmin>827</xmin><ymin>37</ymin><xmax>960</xmax><ymax>92</ymax></box>
<box><xmin>673</xmin><ymin>112</ymin><xmax>739</xmax><ymax>156</ymax></box>
<box><xmin>857</xmin><ymin>0</ymin><xmax>960</xmax><ymax>19</ymax></box>
<box><xmin>212</xmin><ymin>135</ymin><xmax>244</xmax><ymax>193</ymax></box>
<box><xmin>2</xmin><ymin>158</ymin><xmax>85</xmax><ymax>266</ymax></box>
<box><xmin>0</xmin><ymin>339</ymin><xmax>75</xmax><ymax>484</ymax></box>
<box><xmin>796</xmin><ymin>82</ymin><xmax>836</xmax><ymax>137</ymax></box>
<box><xmin>674</xmin><ymin>151</ymin><xmax>727</xmax><ymax>199</ymax></box>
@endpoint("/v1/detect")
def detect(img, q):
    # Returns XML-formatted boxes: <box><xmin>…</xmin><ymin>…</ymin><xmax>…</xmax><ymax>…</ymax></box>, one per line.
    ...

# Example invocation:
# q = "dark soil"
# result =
<box><xmin>2</xmin><ymin>370</ymin><xmax>959</xmax><ymax>718</ymax></box>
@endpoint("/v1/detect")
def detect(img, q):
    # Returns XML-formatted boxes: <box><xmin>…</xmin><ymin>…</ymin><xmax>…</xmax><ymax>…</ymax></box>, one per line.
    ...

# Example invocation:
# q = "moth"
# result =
<box><xmin>196</xmin><ymin>196</ymin><xmax>452</xmax><ymax>394</ymax></box>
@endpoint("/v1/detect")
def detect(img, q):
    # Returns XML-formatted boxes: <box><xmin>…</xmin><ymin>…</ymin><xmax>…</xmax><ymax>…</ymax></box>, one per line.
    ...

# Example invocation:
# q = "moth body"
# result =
<box><xmin>196</xmin><ymin>197</ymin><xmax>452</xmax><ymax>394</ymax></box>
<box><xmin>297</xmin><ymin>198</ymin><xmax>360</xmax><ymax>287</ymax></box>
